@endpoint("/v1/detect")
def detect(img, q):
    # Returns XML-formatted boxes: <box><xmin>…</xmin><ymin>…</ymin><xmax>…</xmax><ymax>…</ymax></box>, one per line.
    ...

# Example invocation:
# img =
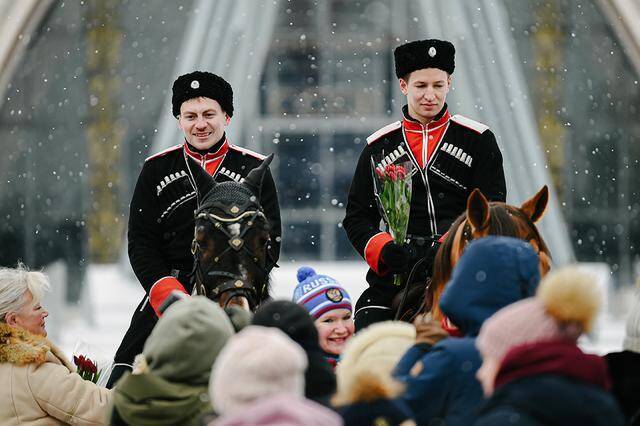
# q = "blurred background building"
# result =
<box><xmin>0</xmin><ymin>0</ymin><xmax>638</xmax><ymax>309</ymax></box>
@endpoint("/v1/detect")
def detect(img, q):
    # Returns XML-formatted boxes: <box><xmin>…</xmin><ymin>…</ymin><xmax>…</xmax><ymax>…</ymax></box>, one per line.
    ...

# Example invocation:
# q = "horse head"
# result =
<box><xmin>188</xmin><ymin>154</ymin><xmax>273</xmax><ymax>311</ymax></box>
<box><xmin>428</xmin><ymin>185</ymin><xmax>552</xmax><ymax>320</ymax></box>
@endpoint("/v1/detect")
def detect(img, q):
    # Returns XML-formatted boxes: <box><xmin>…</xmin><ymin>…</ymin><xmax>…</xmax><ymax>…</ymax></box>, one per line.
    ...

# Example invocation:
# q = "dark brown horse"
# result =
<box><xmin>425</xmin><ymin>185</ymin><xmax>552</xmax><ymax>321</ymax></box>
<box><xmin>187</xmin><ymin>155</ymin><xmax>274</xmax><ymax>311</ymax></box>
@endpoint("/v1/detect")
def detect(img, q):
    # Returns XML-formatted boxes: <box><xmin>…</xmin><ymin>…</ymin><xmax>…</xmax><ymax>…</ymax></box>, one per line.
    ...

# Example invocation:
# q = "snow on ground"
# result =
<box><xmin>57</xmin><ymin>262</ymin><xmax>370</xmax><ymax>362</ymax></box>
<box><xmin>55</xmin><ymin>262</ymin><xmax>629</xmax><ymax>366</ymax></box>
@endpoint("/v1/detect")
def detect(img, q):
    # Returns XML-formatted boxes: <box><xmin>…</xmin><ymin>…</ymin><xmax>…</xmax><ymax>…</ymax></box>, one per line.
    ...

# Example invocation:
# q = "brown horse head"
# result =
<box><xmin>428</xmin><ymin>185</ymin><xmax>552</xmax><ymax>320</ymax></box>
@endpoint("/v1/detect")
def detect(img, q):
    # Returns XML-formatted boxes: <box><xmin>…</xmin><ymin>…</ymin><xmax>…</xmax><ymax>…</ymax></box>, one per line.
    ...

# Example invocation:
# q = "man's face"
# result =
<box><xmin>178</xmin><ymin>97</ymin><xmax>230</xmax><ymax>150</ymax></box>
<box><xmin>399</xmin><ymin>68</ymin><xmax>451</xmax><ymax>124</ymax></box>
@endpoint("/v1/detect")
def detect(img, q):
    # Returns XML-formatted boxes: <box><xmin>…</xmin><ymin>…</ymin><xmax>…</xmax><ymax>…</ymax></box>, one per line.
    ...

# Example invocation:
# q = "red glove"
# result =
<box><xmin>149</xmin><ymin>277</ymin><xmax>188</xmax><ymax>317</ymax></box>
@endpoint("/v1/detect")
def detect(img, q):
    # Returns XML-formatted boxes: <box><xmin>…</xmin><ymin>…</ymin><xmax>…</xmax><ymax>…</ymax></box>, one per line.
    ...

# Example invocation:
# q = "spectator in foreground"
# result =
<box><xmin>475</xmin><ymin>266</ymin><xmax>624</xmax><ymax>426</ymax></box>
<box><xmin>110</xmin><ymin>296</ymin><xmax>235</xmax><ymax>425</ymax></box>
<box><xmin>208</xmin><ymin>325</ymin><xmax>342</xmax><ymax>425</ymax></box>
<box><xmin>393</xmin><ymin>236</ymin><xmax>541</xmax><ymax>426</ymax></box>
<box><xmin>333</xmin><ymin>321</ymin><xmax>417</xmax><ymax>425</ymax></box>
<box><xmin>0</xmin><ymin>263</ymin><xmax>111</xmax><ymax>425</ymax></box>
<box><xmin>605</xmin><ymin>282</ymin><xmax>640</xmax><ymax>425</ymax></box>
<box><xmin>252</xmin><ymin>300</ymin><xmax>337</xmax><ymax>404</ymax></box>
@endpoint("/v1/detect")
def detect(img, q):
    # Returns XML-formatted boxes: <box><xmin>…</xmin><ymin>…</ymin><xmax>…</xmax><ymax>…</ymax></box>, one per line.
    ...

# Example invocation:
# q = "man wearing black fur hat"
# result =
<box><xmin>106</xmin><ymin>71</ymin><xmax>281</xmax><ymax>387</ymax></box>
<box><xmin>344</xmin><ymin>39</ymin><xmax>506</xmax><ymax>330</ymax></box>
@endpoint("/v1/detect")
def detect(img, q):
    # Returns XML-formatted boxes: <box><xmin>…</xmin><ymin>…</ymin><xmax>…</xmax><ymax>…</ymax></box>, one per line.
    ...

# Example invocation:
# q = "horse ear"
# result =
<box><xmin>186</xmin><ymin>156</ymin><xmax>216</xmax><ymax>198</ymax></box>
<box><xmin>243</xmin><ymin>153</ymin><xmax>274</xmax><ymax>196</ymax></box>
<box><xmin>467</xmin><ymin>188</ymin><xmax>490</xmax><ymax>236</ymax></box>
<box><xmin>520</xmin><ymin>185</ymin><xmax>548</xmax><ymax>223</ymax></box>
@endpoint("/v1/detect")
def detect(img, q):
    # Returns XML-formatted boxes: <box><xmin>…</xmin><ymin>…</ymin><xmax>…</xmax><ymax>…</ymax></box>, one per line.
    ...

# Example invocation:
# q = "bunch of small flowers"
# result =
<box><xmin>73</xmin><ymin>354</ymin><xmax>101</xmax><ymax>383</ymax></box>
<box><xmin>373</xmin><ymin>161</ymin><xmax>413</xmax><ymax>286</ymax></box>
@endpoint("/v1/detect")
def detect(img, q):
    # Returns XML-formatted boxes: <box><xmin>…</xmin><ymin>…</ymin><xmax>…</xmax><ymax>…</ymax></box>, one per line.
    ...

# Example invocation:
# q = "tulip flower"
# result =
<box><xmin>372</xmin><ymin>158</ymin><xmax>413</xmax><ymax>286</ymax></box>
<box><xmin>73</xmin><ymin>354</ymin><xmax>101</xmax><ymax>383</ymax></box>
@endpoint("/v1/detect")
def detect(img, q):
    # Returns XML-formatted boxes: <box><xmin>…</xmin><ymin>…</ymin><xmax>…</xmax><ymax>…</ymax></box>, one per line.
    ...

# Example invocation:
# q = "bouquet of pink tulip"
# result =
<box><xmin>372</xmin><ymin>159</ymin><xmax>413</xmax><ymax>286</ymax></box>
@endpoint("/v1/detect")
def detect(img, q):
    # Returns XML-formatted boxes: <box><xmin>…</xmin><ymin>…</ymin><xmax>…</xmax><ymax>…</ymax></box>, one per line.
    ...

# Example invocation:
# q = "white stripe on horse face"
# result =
<box><xmin>228</xmin><ymin>223</ymin><xmax>241</xmax><ymax>236</ymax></box>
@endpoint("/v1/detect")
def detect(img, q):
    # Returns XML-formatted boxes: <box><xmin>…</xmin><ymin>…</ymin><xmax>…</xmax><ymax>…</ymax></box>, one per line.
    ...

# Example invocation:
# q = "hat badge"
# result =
<box><xmin>325</xmin><ymin>288</ymin><xmax>344</xmax><ymax>303</ymax></box>
<box><xmin>190</xmin><ymin>80</ymin><xmax>200</xmax><ymax>89</ymax></box>
<box><xmin>428</xmin><ymin>46</ymin><xmax>437</xmax><ymax>58</ymax></box>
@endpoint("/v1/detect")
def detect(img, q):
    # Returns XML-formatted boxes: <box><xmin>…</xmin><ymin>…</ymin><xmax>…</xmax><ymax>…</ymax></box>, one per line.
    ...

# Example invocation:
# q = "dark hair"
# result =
<box><xmin>400</xmin><ymin>70</ymin><xmax>451</xmax><ymax>84</ymax></box>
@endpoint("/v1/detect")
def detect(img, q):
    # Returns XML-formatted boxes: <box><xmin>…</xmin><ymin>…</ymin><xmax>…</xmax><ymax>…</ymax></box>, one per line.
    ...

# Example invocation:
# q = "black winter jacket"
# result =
<box><xmin>343</xmin><ymin>104</ymin><xmax>505</xmax><ymax>286</ymax></box>
<box><xmin>605</xmin><ymin>350</ymin><xmax>640</xmax><ymax>425</ymax></box>
<box><xmin>127</xmin><ymin>137</ymin><xmax>281</xmax><ymax>291</ymax></box>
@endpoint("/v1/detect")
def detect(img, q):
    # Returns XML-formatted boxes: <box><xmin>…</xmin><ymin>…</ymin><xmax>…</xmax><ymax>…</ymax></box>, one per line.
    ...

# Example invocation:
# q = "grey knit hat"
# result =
<box><xmin>143</xmin><ymin>296</ymin><xmax>235</xmax><ymax>385</ymax></box>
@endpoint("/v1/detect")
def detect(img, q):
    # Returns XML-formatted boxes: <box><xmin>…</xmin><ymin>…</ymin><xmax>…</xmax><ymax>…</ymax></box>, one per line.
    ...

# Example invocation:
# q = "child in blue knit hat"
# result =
<box><xmin>293</xmin><ymin>267</ymin><xmax>355</xmax><ymax>366</ymax></box>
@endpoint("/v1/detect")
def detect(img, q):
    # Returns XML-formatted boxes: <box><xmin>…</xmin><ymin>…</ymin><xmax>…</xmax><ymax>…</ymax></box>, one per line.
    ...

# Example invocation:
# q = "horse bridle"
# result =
<box><xmin>461</xmin><ymin>209</ymin><xmax>542</xmax><ymax>252</ymax></box>
<box><xmin>191</xmin><ymin>203</ymin><xmax>269</xmax><ymax>309</ymax></box>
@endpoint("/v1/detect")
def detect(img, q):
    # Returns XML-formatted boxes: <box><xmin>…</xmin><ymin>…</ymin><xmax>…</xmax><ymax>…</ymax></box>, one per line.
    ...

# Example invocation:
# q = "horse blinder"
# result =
<box><xmin>192</xmin><ymin>201</ymin><xmax>269</xmax><ymax>309</ymax></box>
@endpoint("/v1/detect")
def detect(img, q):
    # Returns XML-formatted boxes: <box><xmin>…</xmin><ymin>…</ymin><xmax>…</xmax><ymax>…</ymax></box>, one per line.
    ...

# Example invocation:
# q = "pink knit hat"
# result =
<box><xmin>210</xmin><ymin>326</ymin><xmax>308</xmax><ymax>415</ymax></box>
<box><xmin>476</xmin><ymin>265</ymin><xmax>601</xmax><ymax>363</ymax></box>
<box><xmin>476</xmin><ymin>298</ymin><xmax>564</xmax><ymax>362</ymax></box>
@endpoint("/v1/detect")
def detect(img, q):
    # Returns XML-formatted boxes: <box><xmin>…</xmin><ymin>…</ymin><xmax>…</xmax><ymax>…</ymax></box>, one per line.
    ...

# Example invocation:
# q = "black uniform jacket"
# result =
<box><xmin>343</xmin><ymin>104</ymin><xmax>505</xmax><ymax>283</ymax></box>
<box><xmin>128</xmin><ymin>135</ymin><xmax>280</xmax><ymax>293</ymax></box>
<box><xmin>114</xmin><ymin>135</ymin><xmax>280</xmax><ymax>368</ymax></box>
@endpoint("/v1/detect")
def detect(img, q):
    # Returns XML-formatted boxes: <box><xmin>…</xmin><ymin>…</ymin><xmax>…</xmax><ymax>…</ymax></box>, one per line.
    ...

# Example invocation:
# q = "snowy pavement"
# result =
<box><xmin>55</xmin><ymin>263</ymin><xmax>628</xmax><ymax>365</ymax></box>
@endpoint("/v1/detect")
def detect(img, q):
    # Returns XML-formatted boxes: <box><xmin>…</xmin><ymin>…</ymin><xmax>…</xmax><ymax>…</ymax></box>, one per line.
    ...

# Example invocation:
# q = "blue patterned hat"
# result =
<box><xmin>292</xmin><ymin>267</ymin><xmax>352</xmax><ymax>319</ymax></box>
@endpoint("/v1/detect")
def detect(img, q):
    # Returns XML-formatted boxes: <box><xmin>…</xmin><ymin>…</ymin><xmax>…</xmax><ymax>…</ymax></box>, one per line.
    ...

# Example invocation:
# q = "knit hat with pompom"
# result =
<box><xmin>292</xmin><ymin>266</ymin><xmax>352</xmax><ymax>319</ymax></box>
<box><xmin>477</xmin><ymin>265</ymin><xmax>601</xmax><ymax>363</ymax></box>
<box><xmin>210</xmin><ymin>326</ymin><xmax>308</xmax><ymax>415</ymax></box>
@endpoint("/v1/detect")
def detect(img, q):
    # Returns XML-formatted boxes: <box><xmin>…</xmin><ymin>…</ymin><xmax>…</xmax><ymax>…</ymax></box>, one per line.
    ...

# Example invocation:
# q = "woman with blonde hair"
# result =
<box><xmin>0</xmin><ymin>263</ymin><xmax>111</xmax><ymax>425</ymax></box>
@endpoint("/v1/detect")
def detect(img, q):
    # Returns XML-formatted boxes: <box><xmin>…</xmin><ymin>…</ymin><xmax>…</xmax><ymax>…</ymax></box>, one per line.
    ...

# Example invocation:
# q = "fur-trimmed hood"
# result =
<box><xmin>0</xmin><ymin>323</ymin><xmax>112</xmax><ymax>425</ymax></box>
<box><xmin>334</xmin><ymin>321</ymin><xmax>415</xmax><ymax>405</ymax></box>
<box><xmin>0</xmin><ymin>322</ymin><xmax>72</xmax><ymax>370</ymax></box>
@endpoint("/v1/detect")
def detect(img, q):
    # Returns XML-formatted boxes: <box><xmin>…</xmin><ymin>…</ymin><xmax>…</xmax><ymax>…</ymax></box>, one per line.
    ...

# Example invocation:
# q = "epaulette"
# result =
<box><xmin>229</xmin><ymin>144</ymin><xmax>266</xmax><ymax>160</ymax></box>
<box><xmin>366</xmin><ymin>121</ymin><xmax>402</xmax><ymax>145</ymax></box>
<box><xmin>145</xmin><ymin>144</ymin><xmax>182</xmax><ymax>162</ymax></box>
<box><xmin>450</xmin><ymin>114</ymin><xmax>489</xmax><ymax>134</ymax></box>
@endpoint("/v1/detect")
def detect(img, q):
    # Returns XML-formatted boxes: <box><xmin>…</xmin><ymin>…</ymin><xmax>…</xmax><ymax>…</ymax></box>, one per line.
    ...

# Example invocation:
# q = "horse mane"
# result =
<box><xmin>427</xmin><ymin>214</ymin><xmax>466</xmax><ymax>314</ymax></box>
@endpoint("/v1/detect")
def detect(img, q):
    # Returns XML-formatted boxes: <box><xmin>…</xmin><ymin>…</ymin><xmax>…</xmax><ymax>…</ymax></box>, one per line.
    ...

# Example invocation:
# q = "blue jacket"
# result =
<box><xmin>474</xmin><ymin>375</ymin><xmax>624</xmax><ymax>426</ymax></box>
<box><xmin>394</xmin><ymin>236</ymin><xmax>541</xmax><ymax>426</ymax></box>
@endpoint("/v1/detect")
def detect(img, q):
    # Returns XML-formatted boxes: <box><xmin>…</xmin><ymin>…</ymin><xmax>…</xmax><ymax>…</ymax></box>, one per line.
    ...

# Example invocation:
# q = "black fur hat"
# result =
<box><xmin>394</xmin><ymin>39</ymin><xmax>455</xmax><ymax>79</ymax></box>
<box><xmin>172</xmin><ymin>71</ymin><xmax>234</xmax><ymax>117</ymax></box>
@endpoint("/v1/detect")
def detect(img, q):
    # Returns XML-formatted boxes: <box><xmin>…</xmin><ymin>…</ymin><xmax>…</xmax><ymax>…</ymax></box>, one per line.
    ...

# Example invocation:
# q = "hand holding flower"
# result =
<box><xmin>372</xmin><ymin>158</ymin><xmax>413</xmax><ymax>286</ymax></box>
<box><xmin>73</xmin><ymin>354</ymin><xmax>102</xmax><ymax>383</ymax></box>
